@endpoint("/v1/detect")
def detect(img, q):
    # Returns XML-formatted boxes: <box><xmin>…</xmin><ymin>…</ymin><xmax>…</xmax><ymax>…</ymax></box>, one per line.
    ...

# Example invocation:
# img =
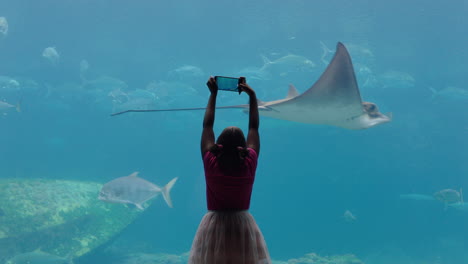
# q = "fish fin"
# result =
<box><xmin>320</xmin><ymin>40</ymin><xmax>333</xmax><ymax>65</ymax></box>
<box><xmin>429</xmin><ymin>87</ymin><xmax>438</xmax><ymax>100</ymax></box>
<box><xmin>261</xmin><ymin>54</ymin><xmax>271</xmax><ymax>65</ymax></box>
<box><xmin>135</xmin><ymin>203</ymin><xmax>145</xmax><ymax>210</ymax></box>
<box><xmin>161</xmin><ymin>177</ymin><xmax>178</xmax><ymax>208</ymax></box>
<box><xmin>385</xmin><ymin>112</ymin><xmax>393</xmax><ymax>120</ymax></box>
<box><xmin>286</xmin><ymin>84</ymin><xmax>299</xmax><ymax>99</ymax></box>
<box><xmin>129</xmin><ymin>171</ymin><xmax>139</xmax><ymax>177</ymax></box>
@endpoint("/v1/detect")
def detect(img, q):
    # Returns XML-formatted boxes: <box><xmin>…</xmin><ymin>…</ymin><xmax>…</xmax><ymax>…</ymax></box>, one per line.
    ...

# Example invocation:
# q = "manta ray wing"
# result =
<box><xmin>258</xmin><ymin>42</ymin><xmax>366</xmax><ymax>128</ymax></box>
<box><xmin>296</xmin><ymin>42</ymin><xmax>363</xmax><ymax>114</ymax></box>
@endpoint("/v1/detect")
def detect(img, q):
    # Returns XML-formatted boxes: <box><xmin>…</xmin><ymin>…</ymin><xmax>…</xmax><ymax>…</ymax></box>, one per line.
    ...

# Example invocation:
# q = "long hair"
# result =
<box><xmin>211</xmin><ymin>126</ymin><xmax>249</xmax><ymax>175</ymax></box>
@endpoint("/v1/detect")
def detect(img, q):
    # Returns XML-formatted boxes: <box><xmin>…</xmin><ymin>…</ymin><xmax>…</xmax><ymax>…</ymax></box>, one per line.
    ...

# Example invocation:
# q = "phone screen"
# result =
<box><xmin>215</xmin><ymin>76</ymin><xmax>239</xmax><ymax>92</ymax></box>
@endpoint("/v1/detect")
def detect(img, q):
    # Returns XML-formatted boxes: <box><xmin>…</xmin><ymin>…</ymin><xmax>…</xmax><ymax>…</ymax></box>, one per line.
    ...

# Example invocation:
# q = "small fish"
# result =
<box><xmin>399</xmin><ymin>193</ymin><xmax>436</xmax><ymax>201</ymax></box>
<box><xmin>0</xmin><ymin>76</ymin><xmax>20</xmax><ymax>91</ymax></box>
<box><xmin>378</xmin><ymin>70</ymin><xmax>416</xmax><ymax>90</ymax></box>
<box><xmin>434</xmin><ymin>188</ymin><xmax>463</xmax><ymax>205</ymax></box>
<box><xmin>169</xmin><ymin>65</ymin><xmax>204</xmax><ymax>80</ymax></box>
<box><xmin>98</xmin><ymin>172</ymin><xmax>178</xmax><ymax>210</ymax></box>
<box><xmin>342</xmin><ymin>210</ymin><xmax>357</xmax><ymax>222</ymax></box>
<box><xmin>42</xmin><ymin>47</ymin><xmax>60</xmax><ymax>65</ymax></box>
<box><xmin>0</xmin><ymin>100</ymin><xmax>20</xmax><ymax>113</ymax></box>
<box><xmin>430</xmin><ymin>86</ymin><xmax>468</xmax><ymax>101</ymax></box>
<box><xmin>0</xmin><ymin>17</ymin><xmax>8</xmax><ymax>37</ymax></box>
<box><xmin>237</xmin><ymin>66</ymin><xmax>272</xmax><ymax>81</ymax></box>
<box><xmin>260</xmin><ymin>54</ymin><xmax>316</xmax><ymax>77</ymax></box>
<box><xmin>84</xmin><ymin>75</ymin><xmax>128</xmax><ymax>92</ymax></box>
<box><xmin>6</xmin><ymin>249</ymin><xmax>73</xmax><ymax>264</ymax></box>
<box><xmin>112</xmin><ymin>97</ymin><xmax>157</xmax><ymax>113</ymax></box>
<box><xmin>448</xmin><ymin>202</ymin><xmax>468</xmax><ymax>212</ymax></box>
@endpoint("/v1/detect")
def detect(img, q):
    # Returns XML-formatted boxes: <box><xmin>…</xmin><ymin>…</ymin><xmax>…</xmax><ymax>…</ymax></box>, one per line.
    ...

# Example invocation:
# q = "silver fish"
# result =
<box><xmin>0</xmin><ymin>100</ymin><xmax>14</xmax><ymax>110</ymax></box>
<box><xmin>98</xmin><ymin>172</ymin><xmax>177</xmax><ymax>210</ymax></box>
<box><xmin>0</xmin><ymin>100</ymin><xmax>19</xmax><ymax>112</ymax></box>
<box><xmin>260</xmin><ymin>54</ymin><xmax>316</xmax><ymax>77</ymax></box>
<box><xmin>430</xmin><ymin>86</ymin><xmax>468</xmax><ymax>101</ymax></box>
<box><xmin>169</xmin><ymin>65</ymin><xmax>204</xmax><ymax>79</ymax></box>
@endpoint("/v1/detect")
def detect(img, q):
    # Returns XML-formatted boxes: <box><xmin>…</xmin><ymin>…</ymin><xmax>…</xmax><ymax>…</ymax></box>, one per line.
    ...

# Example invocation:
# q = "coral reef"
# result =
<box><xmin>0</xmin><ymin>179</ymin><xmax>147</xmax><ymax>263</ymax></box>
<box><xmin>107</xmin><ymin>251</ymin><xmax>363</xmax><ymax>264</ymax></box>
<box><xmin>118</xmin><ymin>252</ymin><xmax>190</xmax><ymax>264</ymax></box>
<box><xmin>285</xmin><ymin>252</ymin><xmax>364</xmax><ymax>264</ymax></box>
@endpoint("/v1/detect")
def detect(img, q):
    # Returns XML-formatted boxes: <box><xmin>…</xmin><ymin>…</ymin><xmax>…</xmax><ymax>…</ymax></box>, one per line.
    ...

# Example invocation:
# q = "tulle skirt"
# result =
<box><xmin>188</xmin><ymin>210</ymin><xmax>271</xmax><ymax>264</ymax></box>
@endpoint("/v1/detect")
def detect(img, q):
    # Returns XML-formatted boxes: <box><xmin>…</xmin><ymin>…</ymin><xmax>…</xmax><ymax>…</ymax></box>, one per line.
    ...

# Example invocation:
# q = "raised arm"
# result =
<box><xmin>239</xmin><ymin>81</ymin><xmax>260</xmax><ymax>156</ymax></box>
<box><xmin>201</xmin><ymin>77</ymin><xmax>218</xmax><ymax>157</ymax></box>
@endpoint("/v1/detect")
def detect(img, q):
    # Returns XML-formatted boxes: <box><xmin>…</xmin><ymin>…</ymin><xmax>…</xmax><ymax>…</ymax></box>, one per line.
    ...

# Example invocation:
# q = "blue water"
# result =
<box><xmin>1</xmin><ymin>0</ymin><xmax>467</xmax><ymax>263</ymax></box>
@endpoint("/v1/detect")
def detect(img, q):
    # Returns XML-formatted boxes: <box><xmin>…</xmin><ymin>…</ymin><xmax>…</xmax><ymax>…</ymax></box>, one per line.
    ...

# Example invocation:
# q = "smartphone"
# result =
<box><xmin>215</xmin><ymin>76</ymin><xmax>245</xmax><ymax>92</ymax></box>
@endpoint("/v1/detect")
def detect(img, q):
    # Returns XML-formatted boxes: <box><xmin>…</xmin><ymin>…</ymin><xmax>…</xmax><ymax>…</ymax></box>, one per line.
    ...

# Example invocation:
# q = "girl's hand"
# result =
<box><xmin>238</xmin><ymin>82</ymin><xmax>256</xmax><ymax>97</ymax></box>
<box><xmin>206</xmin><ymin>77</ymin><xmax>218</xmax><ymax>94</ymax></box>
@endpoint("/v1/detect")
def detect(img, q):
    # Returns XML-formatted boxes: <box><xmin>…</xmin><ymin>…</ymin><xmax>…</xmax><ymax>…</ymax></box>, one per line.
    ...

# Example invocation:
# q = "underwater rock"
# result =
<box><xmin>5</xmin><ymin>249</ymin><xmax>71</xmax><ymax>264</ymax></box>
<box><xmin>0</xmin><ymin>179</ymin><xmax>147</xmax><ymax>263</ymax></box>
<box><xmin>287</xmin><ymin>252</ymin><xmax>364</xmax><ymax>264</ymax></box>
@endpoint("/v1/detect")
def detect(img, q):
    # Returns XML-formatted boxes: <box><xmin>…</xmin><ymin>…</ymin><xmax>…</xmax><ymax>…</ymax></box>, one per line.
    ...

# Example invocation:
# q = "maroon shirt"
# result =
<box><xmin>203</xmin><ymin>147</ymin><xmax>258</xmax><ymax>210</ymax></box>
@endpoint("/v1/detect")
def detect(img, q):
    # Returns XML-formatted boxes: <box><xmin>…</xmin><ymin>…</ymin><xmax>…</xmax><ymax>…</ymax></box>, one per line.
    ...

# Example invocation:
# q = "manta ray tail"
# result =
<box><xmin>162</xmin><ymin>177</ymin><xmax>178</xmax><ymax>208</ymax></box>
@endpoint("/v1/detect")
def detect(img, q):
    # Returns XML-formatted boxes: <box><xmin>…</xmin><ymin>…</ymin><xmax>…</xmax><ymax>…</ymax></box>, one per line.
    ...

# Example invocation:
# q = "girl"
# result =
<box><xmin>188</xmin><ymin>77</ymin><xmax>271</xmax><ymax>264</ymax></box>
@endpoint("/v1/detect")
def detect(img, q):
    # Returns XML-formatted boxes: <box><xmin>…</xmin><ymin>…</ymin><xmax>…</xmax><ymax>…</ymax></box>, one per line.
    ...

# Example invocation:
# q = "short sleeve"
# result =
<box><xmin>245</xmin><ymin>148</ymin><xmax>258</xmax><ymax>172</ymax></box>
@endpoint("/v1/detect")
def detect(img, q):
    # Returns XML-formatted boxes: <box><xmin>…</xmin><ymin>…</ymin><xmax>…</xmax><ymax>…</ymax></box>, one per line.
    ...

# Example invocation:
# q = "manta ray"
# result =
<box><xmin>112</xmin><ymin>42</ymin><xmax>391</xmax><ymax>130</ymax></box>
